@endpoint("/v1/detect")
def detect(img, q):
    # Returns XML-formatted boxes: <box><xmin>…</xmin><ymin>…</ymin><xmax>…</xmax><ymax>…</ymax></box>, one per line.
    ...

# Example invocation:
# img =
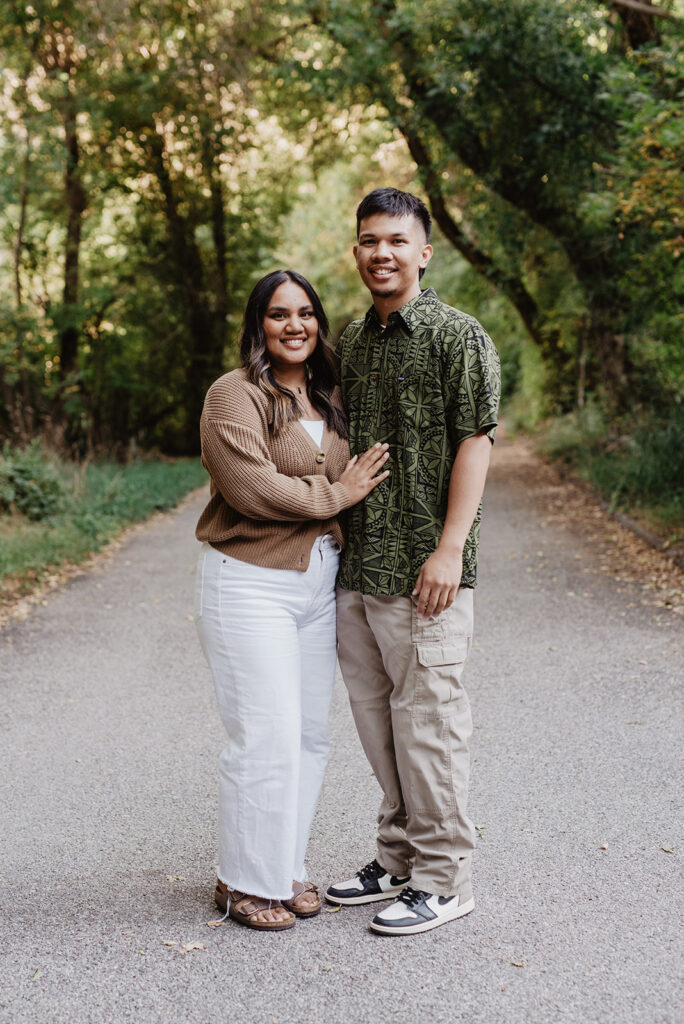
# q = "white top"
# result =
<box><xmin>299</xmin><ymin>419</ymin><xmax>324</xmax><ymax>447</ymax></box>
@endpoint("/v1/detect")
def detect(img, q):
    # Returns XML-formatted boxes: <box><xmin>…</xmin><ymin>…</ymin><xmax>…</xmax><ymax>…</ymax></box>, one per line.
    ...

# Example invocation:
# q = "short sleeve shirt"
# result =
<box><xmin>337</xmin><ymin>288</ymin><xmax>500</xmax><ymax>596</ymax></box>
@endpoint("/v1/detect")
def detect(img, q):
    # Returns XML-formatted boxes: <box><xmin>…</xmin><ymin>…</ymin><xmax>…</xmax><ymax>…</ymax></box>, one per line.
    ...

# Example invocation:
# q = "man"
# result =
<box><xmin>326</xmin><ymin>187</ymin><xmax>500</xmax><ymax>935</ymax></box>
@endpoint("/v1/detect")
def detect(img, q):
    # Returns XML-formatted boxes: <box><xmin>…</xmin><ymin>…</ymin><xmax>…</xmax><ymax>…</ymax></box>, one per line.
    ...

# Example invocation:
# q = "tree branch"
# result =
<box><xmin>399</xmin><ymin>122</ymin><xmax>544</xmax><ymax>347</ymax></box>
<box><xmin>610</xmin><ymin>0</ymin><xmax>682</xmax><ymax>23</ymax></box>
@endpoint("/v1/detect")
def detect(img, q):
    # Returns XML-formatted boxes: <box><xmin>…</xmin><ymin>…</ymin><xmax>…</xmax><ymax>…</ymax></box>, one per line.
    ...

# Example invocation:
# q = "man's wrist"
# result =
<box><xmin>436</xmin><ymin>538</ymin><xmax>464</xmax><ymax>558</ymax></box>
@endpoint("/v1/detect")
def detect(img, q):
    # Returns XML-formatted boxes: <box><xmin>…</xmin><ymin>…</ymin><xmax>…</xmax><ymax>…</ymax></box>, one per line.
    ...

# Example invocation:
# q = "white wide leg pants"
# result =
<box><xmin>195</xmin><ymin>536</ymin><xmax>339</xmax><ymax>900</ymax></box>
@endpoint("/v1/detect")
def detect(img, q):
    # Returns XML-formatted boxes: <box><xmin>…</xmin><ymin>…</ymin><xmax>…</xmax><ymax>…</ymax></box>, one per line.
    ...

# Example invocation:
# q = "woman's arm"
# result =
<box><xmin>201</xmin><ymin>374</ymin><xmax>388</xmax><ymax>521</ymax></box>
<box><xmin>201</xmin><ymin>414</ymin><xmax>351</xmax><ymax>522</ymax></box>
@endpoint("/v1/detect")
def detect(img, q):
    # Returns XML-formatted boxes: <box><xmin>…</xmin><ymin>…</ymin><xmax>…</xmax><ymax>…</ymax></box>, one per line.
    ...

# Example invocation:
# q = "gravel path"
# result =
<box><xmin>1</xmin><ymin>439</ymin><xmax>681</xmax><ymax>1024</ymax></box>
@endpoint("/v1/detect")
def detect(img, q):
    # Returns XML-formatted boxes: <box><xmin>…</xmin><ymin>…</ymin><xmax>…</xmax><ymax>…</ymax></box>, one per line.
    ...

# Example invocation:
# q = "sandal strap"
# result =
<box><xmin>228</xmin><ymin>889</ymin><xmax>288</xmax><ymax>920</ymax></box>
<box><xmin>290</xmin><ymin>880</ymin><xmax>318</xmax><ymax>899</ymax></box>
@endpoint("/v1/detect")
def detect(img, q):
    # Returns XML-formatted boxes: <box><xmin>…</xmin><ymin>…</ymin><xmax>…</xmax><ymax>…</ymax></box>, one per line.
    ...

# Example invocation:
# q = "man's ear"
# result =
<box><xmin>353</xmin><ymin>244</ymin><xmax>359</xmax><ymax>263</ymax></box>
<box><xmin>420</xmin><ymin>244</ymin><xmax>433</xmax><ymax>269</ymax></box>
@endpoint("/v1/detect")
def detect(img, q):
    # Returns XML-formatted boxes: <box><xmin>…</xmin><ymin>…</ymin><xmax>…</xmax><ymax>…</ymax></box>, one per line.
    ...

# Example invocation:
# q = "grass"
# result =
<box><xmin>534</xmin><ymin>404</ymin><xmax>684</xmax><ymax>540</ymax></box>
<box><xmin>0</xmin><ymin>452</ymin><xmax>208</xmax><ymax>603</ymax></box>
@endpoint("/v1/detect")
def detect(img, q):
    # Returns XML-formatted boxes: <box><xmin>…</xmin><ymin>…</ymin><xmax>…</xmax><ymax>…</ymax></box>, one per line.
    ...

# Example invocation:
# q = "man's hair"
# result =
<box><xmin>356</xmin><ymin>187</ymin><xmax>432</xmax><ymax>242</ymax></box>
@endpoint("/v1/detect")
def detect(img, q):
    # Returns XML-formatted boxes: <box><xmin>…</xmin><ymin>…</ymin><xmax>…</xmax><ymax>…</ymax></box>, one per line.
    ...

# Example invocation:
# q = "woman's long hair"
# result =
<box><xmin>240</xmin><ymin>269</ymin><xmax>348</xmax><ymax>438</ymax></box>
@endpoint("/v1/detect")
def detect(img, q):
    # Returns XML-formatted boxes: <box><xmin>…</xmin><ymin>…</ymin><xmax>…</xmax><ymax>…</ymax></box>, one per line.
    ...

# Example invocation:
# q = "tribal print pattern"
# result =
<box><xmin>337</xmin><ymin>288</ymin><xmax>500</xmax><ymax>597</ymax></box>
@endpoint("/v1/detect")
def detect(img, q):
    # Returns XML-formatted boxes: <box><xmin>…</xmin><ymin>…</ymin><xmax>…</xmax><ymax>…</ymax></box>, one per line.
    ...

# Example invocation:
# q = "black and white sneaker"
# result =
<box><xmin>325</xmin><ymin>859</ymin><xmax>411</xmax><ymax>906</ymax></box>
<box><xmin>370</xmin><ymin>885</ymin><xmax>475</xmax><ymax>935</ymax></box>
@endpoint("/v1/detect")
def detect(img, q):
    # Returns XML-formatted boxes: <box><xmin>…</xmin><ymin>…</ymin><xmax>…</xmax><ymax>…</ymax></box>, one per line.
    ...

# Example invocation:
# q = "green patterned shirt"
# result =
<box><xmin>337</xmin><ymin>288</ymin><xmax>500</xmax><ymax>596</ymax></box>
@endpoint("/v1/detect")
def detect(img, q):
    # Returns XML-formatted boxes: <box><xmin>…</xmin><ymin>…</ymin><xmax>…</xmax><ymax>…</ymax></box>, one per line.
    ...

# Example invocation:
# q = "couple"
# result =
<box><xmin>194</xmin><ymin>187</ymin><xmax>500</xmax><ymax>936</ymax></box>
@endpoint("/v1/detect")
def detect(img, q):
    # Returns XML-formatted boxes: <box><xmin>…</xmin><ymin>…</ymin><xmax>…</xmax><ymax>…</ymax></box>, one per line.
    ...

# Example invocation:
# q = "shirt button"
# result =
<box><xmin>315</xmin><ymin>452</ymin><xmax>326</xmax><ymax>464</ymax></box>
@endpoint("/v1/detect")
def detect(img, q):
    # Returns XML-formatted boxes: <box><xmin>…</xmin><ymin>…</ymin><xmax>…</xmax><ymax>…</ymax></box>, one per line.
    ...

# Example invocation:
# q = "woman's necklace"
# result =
<box><xmin>297</xmin><ymin>390</ymin><xmax>319</xmax><ymax>420</ymax></box>
<box><xmin>273</xmin><ymin>373</ymin><xmax>319</xmax><ymax>418</ymax></box>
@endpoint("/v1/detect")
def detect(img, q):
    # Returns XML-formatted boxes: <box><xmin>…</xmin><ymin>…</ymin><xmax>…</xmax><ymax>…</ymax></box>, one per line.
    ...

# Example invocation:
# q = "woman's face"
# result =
<box><xmin>264</xmin><ymin>280</ymin><xmax>319</xmax><ymax>376</ymax></box>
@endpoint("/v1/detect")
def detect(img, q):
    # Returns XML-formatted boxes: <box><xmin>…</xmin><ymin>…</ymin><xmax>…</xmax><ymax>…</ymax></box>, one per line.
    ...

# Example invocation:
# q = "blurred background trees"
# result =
<box><xmin>1</xmin><ymin>1</ymin><xmax>682</xmax><ymax>516</ymax></box>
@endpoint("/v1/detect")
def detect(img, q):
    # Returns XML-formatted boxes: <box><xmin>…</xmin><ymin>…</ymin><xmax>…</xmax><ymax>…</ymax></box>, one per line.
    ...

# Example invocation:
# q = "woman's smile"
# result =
<box><xmin>264</xmin><ymin>280</ymin><xmax>319</xmax><ymax>374</ymax></box>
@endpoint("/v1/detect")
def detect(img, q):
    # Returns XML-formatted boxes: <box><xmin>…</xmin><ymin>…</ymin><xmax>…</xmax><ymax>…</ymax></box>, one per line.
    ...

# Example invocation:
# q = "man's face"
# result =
<box><xmin>353</xmin><ymin>213</ymin><xmax>433</xmax><ymax>307</ymax></box>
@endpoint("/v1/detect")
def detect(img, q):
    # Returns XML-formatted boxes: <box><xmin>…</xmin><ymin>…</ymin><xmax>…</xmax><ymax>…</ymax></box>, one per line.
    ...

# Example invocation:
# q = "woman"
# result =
<box><xmin>194</xmin><ymin>269</ymin><xmax>389</xmax><ymax>931</ymax></box>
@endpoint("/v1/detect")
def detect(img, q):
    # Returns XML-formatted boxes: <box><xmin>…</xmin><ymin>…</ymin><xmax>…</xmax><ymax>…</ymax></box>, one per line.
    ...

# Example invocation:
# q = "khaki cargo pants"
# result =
<box><xmin>336</xmin><ymin>586</ymin><xmax>475</xmax><ymax>897</ymax></box>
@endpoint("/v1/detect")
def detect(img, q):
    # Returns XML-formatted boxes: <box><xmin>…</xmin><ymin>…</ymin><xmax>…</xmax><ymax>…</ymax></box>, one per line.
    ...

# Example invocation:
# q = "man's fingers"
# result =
<box><xmin>432</xmin><ymin>586</ymin><xmax>456</xmax><ymax>616</ymax></box>
<box><xmin>415</xmin><ymin>586</ymin><xmax>433</xmax><ymax>617</ymax></box>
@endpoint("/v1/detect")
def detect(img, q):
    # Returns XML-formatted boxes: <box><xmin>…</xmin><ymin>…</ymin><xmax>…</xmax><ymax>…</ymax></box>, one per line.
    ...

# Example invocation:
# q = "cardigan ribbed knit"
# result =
<box><xmin>196</xmin><ymin>368</ymin><xmax>352</xmax><ymax>571</ymax></box>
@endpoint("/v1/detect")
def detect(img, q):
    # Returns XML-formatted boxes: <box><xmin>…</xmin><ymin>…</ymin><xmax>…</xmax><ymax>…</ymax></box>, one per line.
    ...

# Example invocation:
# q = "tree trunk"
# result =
<box><xmin>610</xmin><ymin>1</ymin><xmax>674</xmax><ymax>48</ymax></box>
<box><xmin>8</xmin><ymin>128</ymin><xmax>33</xmax><ymax>442</ymax></box>
<box><xmin>148</xmin><ymin>130</ymin><xmax>224</xmax><ymax>452</ymax></box>
<box><xmin>60</xmin><ymin>97</ymin><xmax>86</xmax><ymax>380</ymax></box>
<box><xmin>370</xmin><ymin>0</ymin><xmax>630</xmax><ymax>408</ymax></box>
<box><xmin>400</xmin><ymin>123</ymin><xmax>546</xmax><ymax>348</ymax></box>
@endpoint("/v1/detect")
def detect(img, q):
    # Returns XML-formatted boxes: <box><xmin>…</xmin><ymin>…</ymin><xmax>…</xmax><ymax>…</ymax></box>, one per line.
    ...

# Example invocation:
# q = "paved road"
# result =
<box><xmin>1</xmin><ymin>440</ymin><xmax>681</xmax><ymax>1024</ymax></box>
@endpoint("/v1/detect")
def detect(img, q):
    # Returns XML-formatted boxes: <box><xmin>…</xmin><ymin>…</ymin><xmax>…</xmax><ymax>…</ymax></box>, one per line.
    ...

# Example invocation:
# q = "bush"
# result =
<box><xmin>0</xmin><ymin>441</ymin><xmax>67</xmax><ymax>521</ymax></box>
<box><xmin>0</xmin><ymin>452</ymin><xmax>207</xmax><ymax>594</ymax></box>
<box><xmin>535</xmin><ymin>404</ymin><xmax>684</xmax><ymax>527</ymax></box>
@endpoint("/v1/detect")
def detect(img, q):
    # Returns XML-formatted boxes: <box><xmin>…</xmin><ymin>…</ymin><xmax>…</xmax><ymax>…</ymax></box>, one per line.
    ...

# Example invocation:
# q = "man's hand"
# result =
<box><xmin>412</xmin><ymin>545</ymin><xmax>462</xmax><ymax>618</ymax></box>
<box><xmin>412</xmin><ymin>432</ymin><xmax>492</xmax><ymax>618</ymax></box>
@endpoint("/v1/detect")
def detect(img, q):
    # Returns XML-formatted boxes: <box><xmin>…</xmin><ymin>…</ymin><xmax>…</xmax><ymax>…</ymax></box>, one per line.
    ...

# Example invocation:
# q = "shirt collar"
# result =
<box><xmin>363</xmin><ymin>288</ymin><xmax>439</xmax><ymax>332</ymax></box>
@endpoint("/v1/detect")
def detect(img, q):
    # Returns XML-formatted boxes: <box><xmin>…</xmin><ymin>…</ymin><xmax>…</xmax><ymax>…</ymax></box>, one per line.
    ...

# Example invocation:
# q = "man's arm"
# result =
<box><xmin>412</xmin><ymin>431</ymin><xmax>493</xmax><ymax>617</ymax></box>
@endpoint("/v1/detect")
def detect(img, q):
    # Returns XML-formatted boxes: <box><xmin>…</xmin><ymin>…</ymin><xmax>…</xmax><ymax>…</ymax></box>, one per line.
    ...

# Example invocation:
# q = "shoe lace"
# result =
<box><xmin>356</xmin><ymin>859</ymin><xmax>384</xmax><ymax>882</ymax></box>
<box><xmin>397</xmin><ymin>886</ymin><xmax>429</xmax><ymax>908</ymax></box>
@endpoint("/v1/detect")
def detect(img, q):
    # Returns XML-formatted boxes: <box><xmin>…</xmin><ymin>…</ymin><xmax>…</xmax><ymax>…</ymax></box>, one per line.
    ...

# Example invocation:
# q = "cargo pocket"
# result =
<box><xmin>412</xmin><ymin>636</ymin><xmax>470</xmax><ymax>712</ymax></box>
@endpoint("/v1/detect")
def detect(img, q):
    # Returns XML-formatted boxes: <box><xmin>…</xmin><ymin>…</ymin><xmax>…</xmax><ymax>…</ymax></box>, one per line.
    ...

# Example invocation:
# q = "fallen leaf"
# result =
<box><xmin>661</xmin><ymin>844</ymin><xmax>674</xmax><ymax>854</ymax></box>
<box><xmin>325</xmin><ymin>905</ymin><xmax>341</xmax><ymax>914</ymax></box>
<box><xmin>179</xmin><ymin>941</ymin><xmax>206</xmax><ymax>955</ymax></box>
<box><xmin>599</xmin><ymin>844</ymin><xmax>608</xmax><ymax>850</ymax></box>
<box><xmin>32</xmin><ymin>969</ymin><xmax>42</xmax><ymax>980</ymax></box>
<box><xmin>205</xmin><ymin>919</ymin><xmax>226</xmax><ymax>928</ymax></box>
<box><xmin>137</xmin><ymin>951</ymin><xmax>146</xmax><ymax>956</ymax></box>
<box><xmin>511</xmin><ymin>960</ymin><xmax>526</xmax><ymax>968</ymax></box>
<box><xmin>162</xmin><ymin>941</ymin><xmax>177</xmax><ymax>947</ymax></box>
<box><xmin>166</xmin><ymin>875</ymin><xmax>186</xmax><ymax>882</ymax></box>
<box><xmin>321</xmin><ymin>964</ymin><xmax>337</xmax><ymax>971</ymax></box>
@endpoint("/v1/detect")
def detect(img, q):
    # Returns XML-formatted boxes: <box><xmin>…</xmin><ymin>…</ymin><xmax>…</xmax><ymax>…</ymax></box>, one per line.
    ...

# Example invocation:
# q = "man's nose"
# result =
<box><xmin>373</xmin><ymin>240</ymin><xmax>392</xmax><ymax>259</ymax></box>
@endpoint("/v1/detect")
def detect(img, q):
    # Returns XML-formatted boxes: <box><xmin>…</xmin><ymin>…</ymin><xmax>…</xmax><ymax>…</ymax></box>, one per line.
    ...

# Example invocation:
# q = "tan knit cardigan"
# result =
<box><xmin>195</xmin><ymin>368</ymin><xmax>352</xmax><ymax>571</ymax></box>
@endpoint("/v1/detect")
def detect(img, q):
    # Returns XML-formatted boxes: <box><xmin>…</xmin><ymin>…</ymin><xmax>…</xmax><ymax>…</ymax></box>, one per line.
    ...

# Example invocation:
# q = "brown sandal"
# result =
<box><xmin>282</xmin><ymin>880</ymin><xmax>322</xmax><ymax>918</ymax></box>
<box><xmin>214</xmin><ymin>880</ymin><xmax>295</xmax><ymax>931</ymax></box>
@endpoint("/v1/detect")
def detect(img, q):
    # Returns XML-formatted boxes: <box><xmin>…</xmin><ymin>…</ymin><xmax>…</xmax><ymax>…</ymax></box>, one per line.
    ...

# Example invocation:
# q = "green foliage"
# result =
<box><xmin>0</xmin><ymin>449</ymin><xmax>207</xmax><ymax>588</ymax></box>
<box><xmin>0</xmin><ymin>441</ymin><xmax>67</xmax><ymax>520</ymax></box>
<box><xmin>0</xmin><ymin>0</ymin><xmax>681</xmax><ymax>535</ymax></box>
<box><xmin>537</xmin><ymin>404</ymin><xmax>684</xmax><ymax>527</ymax></box>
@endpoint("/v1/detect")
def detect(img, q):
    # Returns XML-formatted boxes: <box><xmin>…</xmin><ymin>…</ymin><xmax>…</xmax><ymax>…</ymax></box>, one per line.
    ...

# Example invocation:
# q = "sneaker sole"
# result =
<box><xmin>325</xmin><ymin>885</ymin><xmax>407</xmax><ymax>906</ymax></box>
<box><xmin>369</xmin><ymin>896</ymin><xmax>475</xmax><ymax>935</ymax></box>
